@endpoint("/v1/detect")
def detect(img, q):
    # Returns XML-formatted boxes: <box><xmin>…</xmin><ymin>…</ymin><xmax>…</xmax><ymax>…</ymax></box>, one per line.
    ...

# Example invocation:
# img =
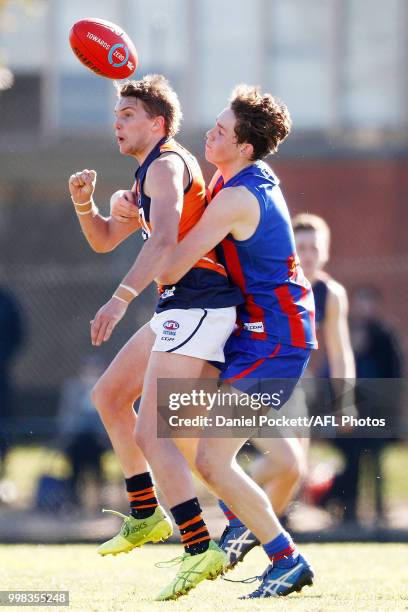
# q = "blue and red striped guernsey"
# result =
<box><xmin>210</xmin><ymin>161</ymin><xmax>318</xmax><ymax>350</ymax></box>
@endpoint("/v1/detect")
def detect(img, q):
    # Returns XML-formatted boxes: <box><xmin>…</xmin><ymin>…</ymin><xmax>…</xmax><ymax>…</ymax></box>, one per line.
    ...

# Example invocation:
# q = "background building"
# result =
<box><xmin>0</xmin><ymin>1</ymin><xmax>406</xmax><ymax>535</ymax></box>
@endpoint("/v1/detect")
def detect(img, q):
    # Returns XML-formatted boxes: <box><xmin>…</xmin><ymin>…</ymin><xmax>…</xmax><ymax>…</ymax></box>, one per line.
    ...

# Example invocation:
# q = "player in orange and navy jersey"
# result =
<box><xmin>133</xmin><ymin>134</ymin><xmax>241</xmax><ymax>316</ymax></box>
<box><xmin>68</xmin><ymin>74</ymin><xmax>242</xmax><ymax>600</ymax></box>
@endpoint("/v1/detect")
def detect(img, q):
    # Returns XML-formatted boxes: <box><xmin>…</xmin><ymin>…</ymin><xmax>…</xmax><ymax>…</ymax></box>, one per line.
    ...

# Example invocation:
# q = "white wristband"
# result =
<box><xmin>119</xmin><ymin>283</ymin><xmax>139</xmax><ymax>297</ymax></box>
<box><xmin>71</xmin><ymin>197</ymin><xmax>93</xmax><ymax>206</ymax></box>
<box><xmin>112</xmin><ymin>294</ymin><xmax>129</xmax><ymax>304</ymax></box>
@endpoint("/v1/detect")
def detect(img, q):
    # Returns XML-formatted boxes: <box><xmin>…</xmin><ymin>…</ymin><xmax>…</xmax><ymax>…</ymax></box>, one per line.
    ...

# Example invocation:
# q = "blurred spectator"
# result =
<box><xmin>0</xmin><ymin>285</ymin><xmax>24</xmax><ymax>479</ymax></box>
<box><xmin>318</xmin><ymin>285</ymin><xmax>404</xmax><ymax>523</ymax></box>
<box><xmin>56</xmin><ymin>354</ymin><xmax>109</xmax><ymax>506</ymax></box>
<box><xmin>350</xmin><ymin>285</ymin><xmax>403</xmax><ymax>379</ymax></box>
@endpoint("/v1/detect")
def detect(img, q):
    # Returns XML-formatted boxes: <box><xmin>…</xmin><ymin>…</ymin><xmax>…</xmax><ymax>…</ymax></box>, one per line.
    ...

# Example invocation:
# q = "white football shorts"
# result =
<box><xmin>149</xmin><ymin>307</ymin><xmax>236</xmax><ymax>362</ymax></box>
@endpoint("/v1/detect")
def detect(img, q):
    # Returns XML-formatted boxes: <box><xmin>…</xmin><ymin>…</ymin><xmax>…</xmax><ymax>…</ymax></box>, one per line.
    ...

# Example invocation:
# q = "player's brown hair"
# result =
<box><xmin>230</xmin><ymin>85</ymin><xmax>292</xmax><ymax>160</ymax></box>
<box><xmin>117</xmin><ymin>74</ymin><xmax>182</xmax><ymax>138</ymax></box>
<box><xmin>292</xmin><ymin>213</ymin><xmax>331</xmax><ymax>246</ymax></box>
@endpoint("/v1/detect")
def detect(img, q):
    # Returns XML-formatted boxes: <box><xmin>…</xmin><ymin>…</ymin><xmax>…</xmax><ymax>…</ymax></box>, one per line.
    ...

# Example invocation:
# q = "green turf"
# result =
<box><xmin>0</xmin><ymin>543</ymin><xmax>407</xmax><ymax>611</ymax></box>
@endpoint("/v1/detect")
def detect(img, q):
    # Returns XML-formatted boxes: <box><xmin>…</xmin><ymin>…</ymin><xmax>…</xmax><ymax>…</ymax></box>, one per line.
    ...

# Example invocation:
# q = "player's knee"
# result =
<box><xmin>91</xmin><ymin>379</ymin><xmax>104</xmax><ymax>411</ymax></box>
<box><xmin>91</xmin><ymin>376</ymin><xmax>120</xmax><ymax>415</ymax></box>
<box><xmin>297</xmin><ymin>452</ymin><xmax>308</xmax><ymax>483</ymax></box>
<box><xmin>281</xmin><ymin>447</ymin><xmax>306</xmax><ymax>487</ymax></box>
<box><xmin>91</xmin><ymin>379</ymin><xmax>113</xmax><ymax>414</ymax></box>
<box><xmin>195</xmin><ymin>447</ymin><xmax>220</xmax><ymax>486</ymax></box>
<box><xmin>285</xmin><ymin>462</ymin><xmax>303</xmax><ymax>490</ymax></box>
<box><xmin>282</xmin><ymin>440</ymin><xmax>304</xmax><ymax>471</ymax></box>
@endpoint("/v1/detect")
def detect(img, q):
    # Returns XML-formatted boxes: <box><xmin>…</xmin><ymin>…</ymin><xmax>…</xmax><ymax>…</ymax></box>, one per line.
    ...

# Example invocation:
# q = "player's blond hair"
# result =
<box><xmin>292</xmin><ymin>213</ymin><xmax>331</xmax><ymax>248</ymax></box>
<box><xmin>116</xmin><ymin>74</ymin><xmax>182</xmax><ymax>138</ymax></box>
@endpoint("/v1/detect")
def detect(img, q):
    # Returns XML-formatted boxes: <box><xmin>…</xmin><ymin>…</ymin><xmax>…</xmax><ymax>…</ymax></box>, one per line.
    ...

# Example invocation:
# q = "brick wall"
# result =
<box><xmin>274</xmin><ymin>158</ymin><xmax>407</xmax><ymax>353</ymax></box>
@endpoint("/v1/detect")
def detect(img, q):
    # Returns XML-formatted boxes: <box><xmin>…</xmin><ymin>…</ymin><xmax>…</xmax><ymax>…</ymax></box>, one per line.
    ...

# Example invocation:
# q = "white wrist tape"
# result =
<box><xmin>71</xmin><ymin>197</ymin><xmax>93</xmax><ymax>206</ymax></box>
<box><xmin>112</xmin><ymin>294</ymin><xmax>129</xmax><ymax>304</ymax></box>
<box><xmin>119</xmin><ymin>283</ymin><xmax>139</xmax><ymax>297</ymax></box>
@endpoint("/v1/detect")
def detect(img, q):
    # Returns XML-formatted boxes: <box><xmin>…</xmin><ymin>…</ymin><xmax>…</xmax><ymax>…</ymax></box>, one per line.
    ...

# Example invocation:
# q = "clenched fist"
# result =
<box><xmin>69</xmin><ymin>169</ymin><xmax>97</xmax><ymax>204</ymax></box>
<box><xmin>110</xmin><ymin>190</ymin><xmax>139</xmax><ymax>223</ymax></box>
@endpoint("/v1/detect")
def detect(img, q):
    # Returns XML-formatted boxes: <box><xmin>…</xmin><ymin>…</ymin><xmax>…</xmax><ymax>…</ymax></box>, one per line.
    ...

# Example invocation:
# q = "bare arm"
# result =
<box><xmin>68</xmin><ymin>169</ymin><xmax>140</xmax><ymax>253</ymax></box>
<box><xmin>323</xmin><ymin>281</ymin><xmax>356</xmax><ymax>379</ymax></box>
<box><xmin>158</xmin><ymin>186</ymin><xmax>256</xmax><ymax>285</ymax></box>
<box><xmin>118</xmin><ymin>153</ymin><xmax>184</xmax><ymax>294</ymax></box>
<box><xmin>89</xmin><ymin>154</ymin><xmax>185</xmax><ymax>346</ymax></box>
<box><xmin>324</xmin><ymin>280</ymin><xmax>356</xmax><ymax>420</ymax></box>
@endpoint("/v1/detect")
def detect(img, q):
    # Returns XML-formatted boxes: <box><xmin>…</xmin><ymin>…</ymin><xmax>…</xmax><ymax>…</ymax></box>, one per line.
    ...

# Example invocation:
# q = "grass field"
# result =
<box><xmin>1</xmin><ymin>544</ymin><xmax>407</xmax><ymax>611</ymax></box>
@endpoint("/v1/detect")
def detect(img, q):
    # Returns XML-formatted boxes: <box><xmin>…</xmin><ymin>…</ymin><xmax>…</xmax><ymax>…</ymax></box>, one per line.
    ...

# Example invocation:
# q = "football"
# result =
<box><xmin>69</xmin><ymin>18</ymin><xmax>138</xmax><ymax>79</ymax></box>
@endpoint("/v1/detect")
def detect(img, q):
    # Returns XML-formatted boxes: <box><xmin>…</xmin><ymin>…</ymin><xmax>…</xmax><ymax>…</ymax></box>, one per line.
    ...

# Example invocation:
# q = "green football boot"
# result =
<box><xmin>98</xmin><ymin>506</ymin><xmax>173</xmax><ymax>556</ymax></box>
<box><xmin>155</xmin><ymin>540</ymin><xmax>227</xmax><ymax>601</ymax></box>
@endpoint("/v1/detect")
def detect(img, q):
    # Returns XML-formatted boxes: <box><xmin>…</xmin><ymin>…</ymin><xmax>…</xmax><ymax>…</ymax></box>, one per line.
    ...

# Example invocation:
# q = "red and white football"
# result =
<box><xmin>69</xmin><ymin>18</ymin><xmax>138</xmax><ymax>79</ymax></box>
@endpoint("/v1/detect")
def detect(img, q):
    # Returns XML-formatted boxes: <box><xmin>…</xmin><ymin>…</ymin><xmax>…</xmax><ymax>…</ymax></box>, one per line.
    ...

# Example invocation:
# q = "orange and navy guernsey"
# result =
<box><xmin>210</xmin><ymin>161</ymin><xmax>318</xmax><ymax>350</ymax></box>
<box><xmin>135</xmin><ymin>137</ymin><xmax>243</xmax><ymax>313</ymax></box>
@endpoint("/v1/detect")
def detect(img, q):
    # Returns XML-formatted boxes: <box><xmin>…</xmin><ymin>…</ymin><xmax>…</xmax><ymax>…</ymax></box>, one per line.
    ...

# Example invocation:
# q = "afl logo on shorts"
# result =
<box><xmin>163</xmin><ymin>320</ymin><xmax>179</xmax><ymax>331</ymax></box>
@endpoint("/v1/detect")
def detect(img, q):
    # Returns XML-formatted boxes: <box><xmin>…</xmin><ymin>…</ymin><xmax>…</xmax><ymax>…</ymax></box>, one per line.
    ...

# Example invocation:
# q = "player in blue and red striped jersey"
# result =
<box><xmin>157</xmin><ymin>84</ymin><xmax>317</xmax><ymax>598</ymax></box>
<box><xmin>221</xmin><ymin>213</ymin><xmax>356</xmax><ymax>573</ymax></box>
